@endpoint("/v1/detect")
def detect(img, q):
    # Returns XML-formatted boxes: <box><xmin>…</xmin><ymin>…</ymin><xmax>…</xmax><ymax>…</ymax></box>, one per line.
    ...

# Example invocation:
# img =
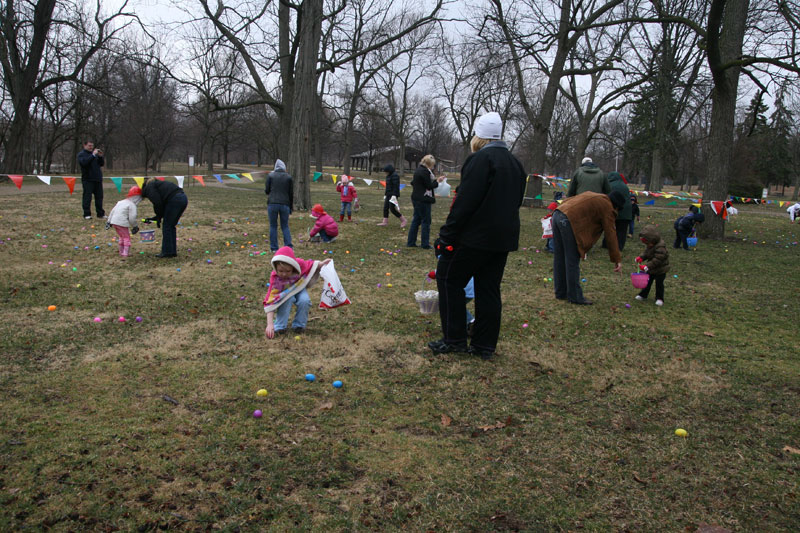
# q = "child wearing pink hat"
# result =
<box><xmin>105</xmin><ymin>186</ymin><xmax>142</xmax><ymax>257</ymax></box>
<box><xmin>336</xmin><ymin>176</ymin><xmax>358</xmax><ymax>222</ymax></box>
<box><xmin>309</xmin><ymin>204</ymin><xmax>339</xmax><ymax>243</ymax></box>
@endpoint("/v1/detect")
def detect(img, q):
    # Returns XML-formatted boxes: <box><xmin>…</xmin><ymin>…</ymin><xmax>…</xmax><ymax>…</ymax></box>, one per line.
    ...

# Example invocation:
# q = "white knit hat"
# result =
<box><xmin>474</xmin><ymin>112</ymin><xmax>503</xmax><ymax>140</ymax></box>
<box><xmin>581</xmin><ymin>156</ymin><xmax>593</xmax><ymax>164</ymax></box>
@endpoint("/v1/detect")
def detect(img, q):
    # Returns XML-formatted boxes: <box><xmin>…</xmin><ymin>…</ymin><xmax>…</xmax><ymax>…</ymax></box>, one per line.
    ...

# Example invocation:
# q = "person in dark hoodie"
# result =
<box><xmin>265</xmin><ymin>159</ymin><xmax>294</xmax><ymax>252</ymax></box>
<box><xmin>551</xmin><ymin>191</ymin><xmax>626</xmax><ymax>305</ymax></box>
<box><xmin>604</xmin><ymin>171</ymin><xmax>632</xmax><ymax>250</ymax></box>
<box><xmin>77</xmin><ymin>140</ymin><xmax>105</xmax><ymax>219</ymax></box>
<box><xmin>429</xmin><ymin>111</ymin><xmax>527</xmax><ymax>360</ymax></box>
<box><xmin>566</xmin><ymin>156</ymin><xmax>610</xmax><ymax>197</ymax></box>
<box><xmin>673</xmin><ymin>205</ymin><xmax>705</xmax><ymax>250</ymax></box>
<box><xmin>634</xmin><ymin>225</ymin><xmax>670</xmax><ymax>306</ymax></box>
<box><xmin>141</xmin><ymin>177</ymin><xmax>188</xmax><ymax>258</ymax></box>
<box><xmin>377</xmin><ymin>163</ymin><xmax>406</xmax><ymax>227</ymax></box>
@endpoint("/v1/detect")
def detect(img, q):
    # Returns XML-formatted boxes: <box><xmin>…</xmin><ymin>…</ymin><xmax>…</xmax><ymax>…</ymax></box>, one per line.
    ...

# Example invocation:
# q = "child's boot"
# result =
<box><xmin>400</xmin><ymin>215</ymin><xmax>408</xmax><ymax>228</ymax></box>
<box><xmin>377</xmin><ymin>218</ymin><xmax>388</xmax><ymax>226</ymax></box>
<box><xmin>121</xmin><ymin>245</ymin><xmax>130</xmax><ymax>257</ymax></box>
<box><xmin>339</xmin><ymin>214</ymin><xmax>344</xmax><ymax>222</ymax></box>
<box><xmin>347</xmin><ymin>215</ymin><xmax>351</xmax><ymax>221</ymax></box>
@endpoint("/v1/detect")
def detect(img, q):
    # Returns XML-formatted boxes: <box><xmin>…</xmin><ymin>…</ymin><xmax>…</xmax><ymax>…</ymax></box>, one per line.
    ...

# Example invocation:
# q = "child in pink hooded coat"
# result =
<box><xmin>309</xmin><ymin>204</ymin><xmax>339</xmax><ymax>243</ymax></box>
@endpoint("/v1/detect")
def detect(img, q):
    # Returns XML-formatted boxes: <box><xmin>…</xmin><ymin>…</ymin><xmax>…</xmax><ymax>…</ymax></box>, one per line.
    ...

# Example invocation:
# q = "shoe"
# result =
<box><xmin>406</xmin><ymin>244</ymin><xmax>418</xmax><ymax>247</ymax></box>
<box><xmin>309</xmin><ymin>235</ymin><xmax>321</xmax><ymax>242</ymax></box>
<box><xmin>84</xmin><ymin>216</ymin><xmax>92</xmax><ymax>219</ymax></box>
<box><xmin>400</xmin><ymin>215</ymin><xmax>408</xmax><ymax>228</ymax></box>
<box><xmin>655</xmin><ymin>299</ymin><xmax>664</xmax><ymax>306</ymax></box>
<box><xmin>377</xmin><ymin>218</ymin><xmax>389</xmax><ymax>226</ymax></box>
<box><xmin>428</xmin><ymin>339</ymin><xmax>468</xmax><ymax>354</ymax></box>
<box><xmin>155</xmin><ymin>253</ymin><xmax>177</xmax><ymax>258</ymax></box>
<box><xmin>468</xmin><ymin>345</ymin><xmax>494</xmax><ymax>361</ymax></box>
<box><xmin>101</xmin><ymin>215</ymin><xmax>107</xmax><ymax>219</ymax></box>
<box><xmin>635</xmin><ymin>295</ymin><xmax>646</xmax><ymax>301</ymax></box>
<box><xmin>292</xmin><ymin>327</ymin><xmax>305</xmax><ymax>334</ymax></box>
<box><xmin>329</xmin><ymin>236</ymin><xmax>337</xmax><ymax>242</ymax></box>
<box><xmin>421</xmin><ymin>245</ymin><xmax>432</xmax><ymax>249</ymax></box>
<box><xmin>467</xmin><ymin>320</ymin><xmax>476</xmax><ymax>338</ymax></box>
<box><xmin>569</xmin><ymin>299</ymin><xmax>593</xmax><ymax>305</ymax></box>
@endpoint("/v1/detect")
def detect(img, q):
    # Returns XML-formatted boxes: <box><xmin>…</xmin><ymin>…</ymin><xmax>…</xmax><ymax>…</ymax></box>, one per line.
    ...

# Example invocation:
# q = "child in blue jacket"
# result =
<box><xmin>673</xmin><ymin>206</ymin><xmax>704</xmax><ymax>250</ymax></box>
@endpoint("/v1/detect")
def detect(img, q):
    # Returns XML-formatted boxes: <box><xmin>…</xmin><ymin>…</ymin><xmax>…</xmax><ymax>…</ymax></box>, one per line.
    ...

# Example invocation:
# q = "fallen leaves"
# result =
<box><xmin>471</xmin><ymin>416</ymin><xmax>513</xmax><ymax>437</ymax></box>
<box><xmin>704</xmin><ymin>331</ymin><xmax>715</xmax><ymax>337</ymax></box>
<box><xmin>440</xmin><ymin>414</ymin><xmax>452</xmax><ymax>427</ymax></box>
<box><xmin>783</xmin><ymin>445</ymin><xmax>800</xmax><ymax>455</ymax></box>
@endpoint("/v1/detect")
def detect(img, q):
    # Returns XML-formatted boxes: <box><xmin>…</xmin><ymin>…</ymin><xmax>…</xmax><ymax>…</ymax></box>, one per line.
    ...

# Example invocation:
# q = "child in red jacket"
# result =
<box><xmin>309</xmin><ymin>204</ymin><xmax>339</xmax><ymax>243</ymax></box>
<box><xmin>336</xmin><ymin>176</ymin><xmax>358</xmax><ymax>221</ymax></box>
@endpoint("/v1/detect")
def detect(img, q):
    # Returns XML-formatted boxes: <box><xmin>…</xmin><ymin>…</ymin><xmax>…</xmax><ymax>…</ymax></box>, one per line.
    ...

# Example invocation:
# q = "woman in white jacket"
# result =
<box><xmin>106</xmin><ymin>186</ymin><xmax>142</xmax><ymax>257</ymax></box>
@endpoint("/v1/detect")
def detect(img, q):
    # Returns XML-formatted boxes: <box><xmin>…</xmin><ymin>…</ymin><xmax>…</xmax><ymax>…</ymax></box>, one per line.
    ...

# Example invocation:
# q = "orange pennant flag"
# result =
<box><xmin>8</xmin><ymin>175</ymin><xmax>24</xmax><ymax>189</ymax></box>
<box><xmin>380</xmin><ymin>180</ymin><xmax>386</xmax><ymax>188</ymax></box>
<box><xmin>63</xmin><ymin>177</ymin><xmax>76</xmax><ymax>195</ymax></box>
<box><xmin>192</xmin><ymin>175</ymin><xmax>205</xmax><ymax>187</ymax></box>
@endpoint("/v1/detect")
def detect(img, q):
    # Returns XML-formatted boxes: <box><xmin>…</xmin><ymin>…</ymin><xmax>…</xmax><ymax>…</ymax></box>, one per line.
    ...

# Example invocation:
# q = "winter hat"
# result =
<box><xmin>608</xmin><ymin>190</ymin><xmax>626</xmax><ymax>210</ymax></box>
<box><xmin>473</xmin><ymin>112</ymin><xmax>503</xmax><ymax>140</ymax></box>
<box><xmin>547</xmin><ymin>202</ymin><xmax>559</xmax><ymax>211</ymax></box>
<box><xmin>382</xmin><ymin>164</ymin><xmax>395</xmax><ymax>173</ymax></box>
<box><xmin>126</xmin><ymin>186</ymin><xmax>142</xmax><ymax>198</ymax></box>
<box><xmin>274</xmin><ymin>159</ymin><xmax>286</xmax><ymax>172</ymax></box>
<box><xmin>271</xmin><ymin>246</ymin><xmax>301</xmax><ymax>274</ymax></box>
<box><xmin>311</xmin><ymin>204</ymin><xmax>326</xmax><ymax>216</ymax></box>
<box><xmin>581</xmin><ymin>156</ymin><xmax>593</xmax><ymax>165</ymax></box>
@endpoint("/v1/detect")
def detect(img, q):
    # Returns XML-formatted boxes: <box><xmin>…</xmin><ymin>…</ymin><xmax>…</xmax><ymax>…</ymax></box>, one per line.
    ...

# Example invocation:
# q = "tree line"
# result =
<box><xmin>2</xmin><ymin>0</ymin><xmax>799</xmax><ymax>238</ymax></box>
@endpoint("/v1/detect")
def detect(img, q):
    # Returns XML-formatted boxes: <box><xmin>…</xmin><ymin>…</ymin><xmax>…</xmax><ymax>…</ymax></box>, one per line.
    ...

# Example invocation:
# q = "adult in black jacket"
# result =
<box><xmin>265</xmin><ymin>159</ymin><xmax>293</xmax><ymax>251</ymax></box>
<box><xmin>77</xmin><ymin>140</ymin><xmax>105</xmax><ymax>219</ymax></box>
<box><xmin>430</xmin><ymin>112</ymin><xmax>527</xmax><ymax>360</ymax></box>
<box><xmin>407</xmin><ymin>154</ymin><xmax>443</xmax><ymax>248</ymax></box>
<box><xmin>376</xmin><ymin>164</ymin><xmax>406</xmax><ymax>227</ymax></box>
<box><xmin>141</xmin><ymin>178</ymin><xmax>188</xmax><ymax>258</ymax></box>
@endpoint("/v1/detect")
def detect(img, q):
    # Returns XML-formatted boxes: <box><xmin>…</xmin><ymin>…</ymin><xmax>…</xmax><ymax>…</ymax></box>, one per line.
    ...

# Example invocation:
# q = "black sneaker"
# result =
<box><xmin>468</xmin><ymin>345</ymin><xmax>495</xmax><ymax>360</ymax></box>
<box><xmin>428</xmin><ymin>339</ymin><xmax>468</xmax><ymax>354</ymax></box>
<box><xmin>292</xmin><ymin>327</ymin><xmax>305</xmax><ymax>334</ymax></box>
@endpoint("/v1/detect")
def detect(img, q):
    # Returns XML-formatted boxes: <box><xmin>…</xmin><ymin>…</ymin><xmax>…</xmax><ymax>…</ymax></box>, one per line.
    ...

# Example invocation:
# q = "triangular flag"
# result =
<box><xmin>133</xmin><ymin>177</ymin><xmax>144</xmax><ymax>188</ymax></box>
<box><xmin>63</xmin><ymin>177</ymin><xmax>76</xmax><ymax>194</ymax></box>
<box><xmin>709</xmin><ymin>201</ymin><xmax>724</xmax><ymax>215</ymax></box>
<box><xmin>692</xmin><ymin>203</ymin><xmax>701</xmax><ymax>208</ymax></box>
<box><xmin>227</xmin><ymin>173</ymin><xmax>241</xmax><ymax>181</ymax></box>
<box><xmin>399</xmin><ymin>184</ymin><xmax>406</xmax><ymax>190</ymax></box>
<box><xmin>111</xmin><ymin>177</ymin><xmax>123</xmax><ymax>193</ymax></box>
<box><xmin>362</xmin><ymin>179</ymin><xmax>373</xmax><ymax>186</ymax></box>
<box><xmin>156</xmin><ymin>176</ymin><xmax>165</xmax><ymax>181</ymax></box>
<box><xmin>380</xmin><ymin>181</ymin><xmax>386</xmax><ymax>188</ymax></box>
<box><xmin>37</xmin><ymin>175</ymin><xmax>51</xmax><ymax>185</ymax></box>
<box><xmin>193</xmin><ymin>175</ymin><xmax>205</xmax><ymax>186</ymax></box>
<box><xmin>176</xmin><ymin>176</ymin><xmax>185</xmax><ymax>188</ymax></box>
<box><xmin>644</xmin><ymin>199</ymin><xmax>655</xmax><ymax>205</ymax></box>
<box><xmin>666</xmin><ymin>201</ymin><xmax>677</xmax><ymax>206</ymax></box>
<box><xmin>331</xmin><ymin>174</ymin><xmax>337</xmax><ymax>184</ymax></box>
<box><xmin>779</xmin><ymin>201</ymin><xmax>785</xmax><ymax>207</ymax></box>
<box><xmin>214</xmin><ymin>174</ymin><xmax>224</xmax><ymax>183</ymax></box>
<box><xmin>313</xmin><ymin>172</ymin><xmax>322</xmax><ymax>182</ymax></box>
<box><xmin>242</xmin><ymin>173</ymin><xmax>253</xmax><ymax>182</ymax></box>
<box><xmin>8</xmin><ymin>175</ymin><xmax>23</xmax><ymax>189</ymax></box>
<box><xmin>534</xmin><ymin>194</ymin><xmax>542</xmax><ymax>199</ymax></box>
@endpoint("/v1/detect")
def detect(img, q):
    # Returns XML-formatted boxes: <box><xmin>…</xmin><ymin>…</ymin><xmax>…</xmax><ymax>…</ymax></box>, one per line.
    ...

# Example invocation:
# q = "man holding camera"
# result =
<box><xmin>77</xmin><ymin>140</ymin><xmax>105</xmax><ymax>219</ymax></box>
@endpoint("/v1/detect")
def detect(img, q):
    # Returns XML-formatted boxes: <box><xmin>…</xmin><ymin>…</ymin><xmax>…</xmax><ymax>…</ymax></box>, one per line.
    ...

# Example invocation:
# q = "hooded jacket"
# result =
<box><xmin>265</xmin><ymin>159</ymin><xmax>294</xmax><ymax>208</ymax></box>
<box><xmin>410</xmin><ymin>164</ymin><xmax>439</xmax><ymax>203</ymax></box>
<box><xmin>107</xmin><ymin>196</ymin><xmax>142</xmax><ymax>228</ymax></box>
<box><xmin>310</xmin><ymin>210</ymin><xmax>339</xmax><ymax>238</ymax></box>
<box><xmin>382</xmin><ymin>164</ymin><xmax>401</xmax><ymax>198</ymax></box>
<box><xmin>336</xmin><ymin>180</ymin><xmax>358</xmax><ymax>202</ymax></box>
<box><xmin>142</xmin><ymin>179</ymin><xmax>182</xmax><ymax>220</ymax></box>
<box><xmin>675</xmin><ymin>211</ymin><xmax>705</xmax><ymax>232</ymax></box>
<box><xmin>556</xmin><ymin>192</ymin><xmax>622</xmax><ymax>263</ymax></box>
<box><xmin>638</xmin><ymin>225</ymin><xmax>670</xmax><ymax>275</ymax></box>
<box><xmin>607</xmin><ymin>172</ymin><xmax>632</xmax><ymax>221</ymax></box>
<box><xmin>567</xmin><ymin>163</ymin><xmax>610</xmax><ymax>197</ymax></box>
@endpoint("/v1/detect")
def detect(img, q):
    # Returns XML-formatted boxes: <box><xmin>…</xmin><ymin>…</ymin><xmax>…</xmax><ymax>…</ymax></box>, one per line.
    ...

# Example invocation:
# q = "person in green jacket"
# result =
<box><xmin>566</xmin><ymin>157</ymin><xmax>610</xmax><ymax>198</ymax></box>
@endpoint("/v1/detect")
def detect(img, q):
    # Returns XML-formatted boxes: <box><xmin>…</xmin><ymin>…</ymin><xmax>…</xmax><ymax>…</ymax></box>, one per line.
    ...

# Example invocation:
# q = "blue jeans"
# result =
<box><xmin>545</xmin><ymin>237</ymin><xmax>554</xmax><ymax>252</ymax></box>
<box><xmin>340</xmin><ymin>202</ymin><xmax>352</xmax><ymax>216</ymax></box>
<box><xmin>162</xmin><ymin>192</ymin><xmax>188</xmax><ymax>255</ymax></box>
<box><xmin>274</xmin><ymin>289</ymin><xmax>311</xmax><ymax>331</ymax></box>
<box><xmin>318</xmin><ymin>229</ymin><xmax>334</xmax><ymax>242</ymax></box>
<box><xmin>629</xmin><ymin>219</ymin><xmax>635</xmax><ymax>237</ymax></box>
<box><xmin>268</xmin><ymin>203</ymin><xmax>292</xmax><ymax>251</ymax></box>
<box><xmin>552</xmin><ymin>210</ymin><xmax>584</xmax><ymax>303</ymax></box>
<box><xmin>407</xmin><ymin>200</ymin><xmax>432</xmax><ymax>247</ymax></box>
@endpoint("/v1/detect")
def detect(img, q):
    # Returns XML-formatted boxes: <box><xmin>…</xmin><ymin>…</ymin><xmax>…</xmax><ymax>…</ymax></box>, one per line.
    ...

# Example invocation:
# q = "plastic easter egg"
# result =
<box><xmin>294</xmin><ymin>335</ymin><xmax>301</xmax><ymax>340</ymax></box>
<box><xmin>256</xmin><ymin>389</ymin><xmax>268</xmax><ymax>397</ymax></box>
<box><xmin>675</xmin><ymin>428</ymin><xmax>688</xmax><ymax>437</ymax></box>
<box><xmin>47</xmin><ymin>305</ymin><xmax>57</xmax><ymax>311</ymax></box>
<box><xmin>625</xmin><ymin>304</ymin><xmax>631</xmax><ymax>309</ymax></box>
<box><xmin>253</xmin><ymin>409</ymin><xmax>263</xmax><ymax>418</ymax></box>
<box><xmin>93</xmin><ymin>317</ymin><xmax>102</xmax><ymax>323</ymax></box>
<box><xmin>118</xmin><ymin>316</ymin><xmax>126</xmax><ymax>322</ymax></box>
<box><xmin>332</xmin><ymin>380</ymin><xmax>343</xmax><ymax>388</ymax></box>
<box><xmin>305</xmin><ymin>373</ymin><xmax>316</xmax><ymax>382</ymax></box>
<box><xmin>135</xmin><ymin>316</ymin><xmax>143</xmax><ymax>322</ymax></box>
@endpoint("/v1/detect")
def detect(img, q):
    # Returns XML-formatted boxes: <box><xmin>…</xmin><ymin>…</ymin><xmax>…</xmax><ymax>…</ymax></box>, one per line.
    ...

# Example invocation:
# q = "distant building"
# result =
<box><xmin>350</xmin><ymin>145</ymin><xmax>424</xmax><ymax>174</ymax></box>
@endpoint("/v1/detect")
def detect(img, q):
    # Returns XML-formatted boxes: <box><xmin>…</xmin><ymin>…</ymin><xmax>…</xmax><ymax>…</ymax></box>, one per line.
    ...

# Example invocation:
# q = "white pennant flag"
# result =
<box><xmin>362</xmin><ymin>179</ymin><xmax>373</xmax><ymax>186</ymax></box>
<box><xmin>176</xmin><ymin>176</ymin><xmax>185</xmax><ymax>188</ymax></box>
<box><xmin>37</xmin><ymin>175</ymin><xmax>51</xmax><ymax>185</ymax></box>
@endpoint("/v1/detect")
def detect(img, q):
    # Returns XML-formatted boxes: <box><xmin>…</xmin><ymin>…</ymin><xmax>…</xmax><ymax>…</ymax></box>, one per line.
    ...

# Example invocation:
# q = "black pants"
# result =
<box><xmin>161</xmin><ymin>192</ymin><xmax>188</xmax><ymax>255</ymax></box>
<box><xmin>674</xmin><ymin>229</ymin><xmax>690</xmax><ymax>249</ymax></box>
<box><xmin>81</xmin><ymin>180</ymin><xmax>105</xmax><ymax>217</ymax></box>
<box><xmin>638</xmin><ymin>272</ymin><xmax>666</xmax><ymax>301</ymax></box>
<box><xmin>602</xmin><ymin>219</ymin><xmax>630</xmax><ymax>251</ymax></box>
<box><xmin>382</xmin><ymin>196</ymin><xmax>402</xmax><ymax>218</ymax></box>
<box><xmin>436</xmin><ymin>245</ymin><xmax>509</xmax><ymax>353</ymax></box>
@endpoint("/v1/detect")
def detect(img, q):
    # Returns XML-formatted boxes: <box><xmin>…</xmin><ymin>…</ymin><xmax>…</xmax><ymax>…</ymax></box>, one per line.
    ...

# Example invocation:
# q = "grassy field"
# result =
<box><xmin>1</xmin><ymin>176</ymin><xmax>798</xmax><ymax>532</ymax></box>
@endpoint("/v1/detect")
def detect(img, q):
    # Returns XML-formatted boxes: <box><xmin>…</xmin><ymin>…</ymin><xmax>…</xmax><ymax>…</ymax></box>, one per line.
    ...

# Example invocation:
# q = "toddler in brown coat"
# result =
<box><xmin>634</xmin><ymin>225</ymin><xmax>670</xmax><ymax>306</ymax></box>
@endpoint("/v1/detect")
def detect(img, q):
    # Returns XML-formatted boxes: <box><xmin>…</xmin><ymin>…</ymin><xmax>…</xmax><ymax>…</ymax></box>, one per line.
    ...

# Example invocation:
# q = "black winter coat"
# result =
<box><xmin>142</xmin><ymin>180</ymin><xmax>182</xmax><ymax>220</ymax></box>
<box><xmin>77</xmin><ymin>150</ymin><xmax>104</xmax><ymax>182</ymax></box>
<box><xmin>438</xmin><ymin>142</ymin><xmax>527</xmax><ymax>252</ymax></box>
<box><xmin>410</xmin><ymin>165</ymin><xmax>438</xmax><ymax>203</ymax></box>
<box><xmin>265</xmin><ymin>170</ymin><xmax>294</xmax><ymax>209</ymax></box>
<box><xmin>384</xmin><ymin>172</ymin><xmax>401</xmax><ymax>198</ymax></box>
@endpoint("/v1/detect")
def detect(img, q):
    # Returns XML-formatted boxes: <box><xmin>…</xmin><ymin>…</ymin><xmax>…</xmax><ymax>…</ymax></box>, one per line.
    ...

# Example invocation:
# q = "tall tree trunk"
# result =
<box><xmin>278</xmin><ymin>0</ymin><xmax>295</xmax><ymax>160</ymax></box>
<box><xmin>340</xmin><ymin>94</ymin><xmax>359</xmax><ymax>176</ymax></box>
<box><xmin>288</xmin><ymin>0</ymin><xmax>322</xmax><ymax>211</ymax></box>
<box><xmin>650</xmin><ymin>147</ymin><xmax>664</xmax><ymax>192</ymax></box>
<box><xmin>699</xmin><ymin>0</ymin><xmax>749</xmax><ymax>239</ymax></box>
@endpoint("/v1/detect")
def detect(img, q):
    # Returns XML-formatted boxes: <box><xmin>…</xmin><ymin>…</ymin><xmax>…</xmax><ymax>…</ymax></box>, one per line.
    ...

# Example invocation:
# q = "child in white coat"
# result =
<box><xmin>106</xmin><ymin>186</ymin><xmax>142</xmax><ymax>257</ymax></box>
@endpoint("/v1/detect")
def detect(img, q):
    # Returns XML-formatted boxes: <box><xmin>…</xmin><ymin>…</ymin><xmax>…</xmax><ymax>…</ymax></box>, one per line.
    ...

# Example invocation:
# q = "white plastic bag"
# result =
<box><xmin>435</xmin><ymin>178</ymin><xmax>451</xmax><ymax>197</ymax></box>
<box><xmin>319</xmin><ymin>260</ymin><xmax>351</xmax><ymax>309</ymax></box>
<box><xmin>541</xmin><ymin>217</ymin><xmax>553</xmax><ymax>239</ymax></box>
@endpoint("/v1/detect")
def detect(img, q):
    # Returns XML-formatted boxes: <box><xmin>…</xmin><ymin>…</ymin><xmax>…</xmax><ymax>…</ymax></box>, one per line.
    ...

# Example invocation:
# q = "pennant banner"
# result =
<box><xmin>9</xmin><ymin>175</ymin><xmax>23</xmax><ymax>189</ymax></box>
<box><xmin>63</xmin><ymin>177</ymin><xmax>76</xmax><ymax>195</ymax></box>
<box><xmin>243</xmin><ymin>173</ymin><xmax>253</xmax><ymax>182</ymax></box>
<box><xmin>176</xmin><ymin>176</ymin><xmax>185</xmax><ymax>188</ymax></box>
<box><xmin>37</xmin><ymin>175</ymin><xmax>51</xmax><ymax>185</ymax></box>
<box><xmin>133</xmin><ymin>177</ymin><xmax>144</xmax><ymax>188</ymax></box>
<box><xmin>214</xmin><ymin>174</ymin><xmax>223</xmax><ymax>184</ymax></box>
<box><xmin>111</xmin><ymin>177</ymin><xmax>123</xmax><ymax>193</ymax></box>
<box><xmin>226</xmin><ymin>173</ymin><xmax>241</xmax><ymax>181</ymax></box>
<box><xmin>313</xmin><ymin>172</ymin><xmax>322</xmax><ymax>182</ymax></box>
<box><xmin>193</xmin><ymin>175</ymin><xmax>205</xmax><ymax>187</ymax></box>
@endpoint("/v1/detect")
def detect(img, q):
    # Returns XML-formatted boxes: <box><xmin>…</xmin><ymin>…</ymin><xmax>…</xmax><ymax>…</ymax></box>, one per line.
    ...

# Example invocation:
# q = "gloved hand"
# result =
<box><xmin>131</xmin><ymin>226</ymin><xmax>139</xmax><ymax>235</ymax></box>
<box><xmin>142</xmin><ymin>217</ymin><xmax>154</xmax><ymax>225</ymax></box>
<box><xmin>635</xmin><ymin>256</ymin><xmax>643</xmax><ymax>263</ymax></box>
<box><xmin>434</xmin><ymin>238</ymin><xmax>455</xmax><ymax>259</ymax></box>
<box><xmin>639</xmin><ymin>264</ymin><xmax>648</xmax><ymax>272</ymax></box>
<box><xmin>427</xmin><ymin>270</ymin><xmax>436</xmax><ymax>280</ymax></box>
<box><xmin>156</xmin><ymin>219</ymin><xmax>161</xmax><ymax>228</ymax></box>
<box><xmin>105</xmin><ymin>222</ymin><xmax>111</xmax><ymax>230</ymax></box>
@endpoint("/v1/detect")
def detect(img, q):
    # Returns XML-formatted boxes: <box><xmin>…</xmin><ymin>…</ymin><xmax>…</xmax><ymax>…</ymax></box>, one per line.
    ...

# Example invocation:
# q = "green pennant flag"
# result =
<box><xmin>534</xmin><ymin>194</ymin><xmax>542</xmax><ymax>199</ymax></box>
<box><xmin>666</xmin><ymin>201</ymin><xmax>677</xmax><ymax>206</ymax></box>
<box><xmin>227</xmin><ymin>173</ymin><xmax>241</xmax><ymax>181</ymax></box>
<box><xmin>313</xmin><ymin>172</ymin><xmax>322</xmax><ymax>182</ymax></box>
<box><xmin>111</xmin><ymin>177</ymin><xmax>123</xmax><ymax>193</ymax></box>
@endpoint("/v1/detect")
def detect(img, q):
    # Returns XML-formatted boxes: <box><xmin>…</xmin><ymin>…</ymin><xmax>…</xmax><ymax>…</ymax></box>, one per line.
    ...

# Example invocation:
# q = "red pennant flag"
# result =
<box><xmin>63</xmin><ymin>177</ymin><xmax>76</xmax><ymax>194</ymax></box>
<box><xmin>709</xmin><ymin>201</ymin><xmax>728</xmax><ymax>219</ymax></box>
<box><xmin>192</xmin><ymin>175</ymin><xmax>205</xmax><ymax>187</ymax></box>
<box><xmin>380</xmin><ymin>180</ymin><xmax>386</xmax><ymax>188</ymax></box>
<box><xmin>8</xmin><ymin>175</ymin><xmax>24</xmax><ymax>189</ymax></box>
<box><xmin>156</xmin><ymin>176</ymin><xmax>166</xmax><ymax>181</ymax></box>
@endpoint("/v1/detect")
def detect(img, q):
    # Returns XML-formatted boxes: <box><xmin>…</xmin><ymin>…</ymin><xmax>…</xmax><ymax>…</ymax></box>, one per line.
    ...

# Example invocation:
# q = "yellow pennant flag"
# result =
<box><xmin>133</xmin><ymin>177</ymin><xmax>144</xmax><ymax>188</ymax></box>
<box><xmin>242</xmin><ymin>173</ymin><xmax>253</xmax><ymax>182</ymax></box>
<box><xmin>779</xmin><ymin>201</ymin><xmax>785</xmax><ymax>207</ymax></box>
<box><xmin>693</xmin><ymin>203</ymin><xmax>702</xmax><ymax>208</ymax></box>
<box><xmin>331</xmin><ymin>174</ymin><xmax>337</xmax><ymax>184</ymax></box>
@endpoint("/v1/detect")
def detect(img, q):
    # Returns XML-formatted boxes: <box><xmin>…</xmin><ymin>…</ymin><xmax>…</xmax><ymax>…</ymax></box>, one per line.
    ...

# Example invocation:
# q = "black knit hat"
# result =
<box><xmin>383</xmin><ymin>164</ymin><xmax>395</xmax><ymax>173</ymax></box>
<box><xmin>608</xmin><ymin>190</ymin><xmax>626</xmax><ymax>210</ymax></box>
